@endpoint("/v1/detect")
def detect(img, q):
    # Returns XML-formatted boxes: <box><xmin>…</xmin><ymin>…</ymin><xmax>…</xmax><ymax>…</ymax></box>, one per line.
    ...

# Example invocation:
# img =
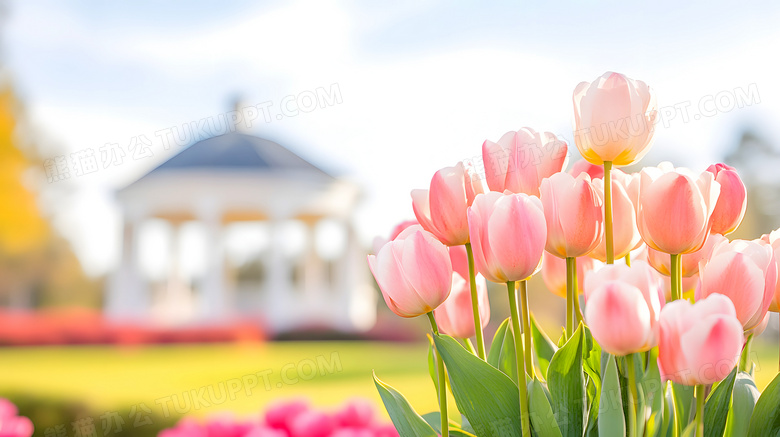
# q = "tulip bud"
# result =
<box><xmin>697</xmin><ymin>239</ymin><xmax>776</xmax><ymax>331</ymax></box>
<box><xmin>647</xmin><ymin>233</ymin><xmax>726</xmax><ymax>277</ymax></box>
<box><xmin>761</xmin><ymin>229</ymin><xmax>780</xmax><ymax>312</ymax></box>
<box><xmin>367</xmin><ymin>228</ymin><xmax>452</xmax><ymax>318</ymax></box>
<box><xmin>540</xmin><ymin>172</ymin><xmax>603</xmax><ymax>258</ymax></box>
<box><xmin>583</xmin><ymin>261</ymin><xmax>664</xmax><ymax>355</ymax></box>
<box><xmin>569</xmin><ymin>160</ymin><xmax>603</xmax><ymax>180</ymax></box>
<box><xmin>372</xmin><ymin>219</ymin><xmax>418</xmax><ymax>254</ymax></box>
<box><xmin>434</xmin><ymin>271</ymin><xmax>490</xmax><ymax>339</ymax></box>
<box><xmin>572</xmin><ymin>71</ymin><xmax>658</xmax><ymax>166</ymax></box>
<box><xmin>412</xmin><ymin>162</ymin><xmax>484</xmax><ymax>246</ymax></box>
<box><xmin>482</xmin><ymin>128</ymin><xmax>568</xmax><ymax>196</ymax></box>
<box><xmin>706</xmin><ymin>163</ymin><xmax>747</xmax><ymax>235</ymax></box>
<box><xmin>636</xmin><ymin>163</ymin><xmax>720</xmax><ymax>254</ymax></box>
<box><xmin>658</xmin><ymin>294</ymin><xmax>744</xmax><ymax>386</ymax></box>
<box><xmin>467</xmin><ymin>191</ymin><xmax>547</xmax><ymax>283</ymax></box>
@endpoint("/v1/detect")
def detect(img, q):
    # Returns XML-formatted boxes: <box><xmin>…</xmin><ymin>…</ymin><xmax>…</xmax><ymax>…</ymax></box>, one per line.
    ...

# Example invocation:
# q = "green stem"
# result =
<box><xmin>670</xmin><ymin>253</ymin><xmax>681</xmax><ymax>301</ymax></box>
<box><xmin>572</xmin><ymin>261</ymin><xmax>583</xmax><ymax>326</ymax></box>
<box><xmin>626</xmin><ymin>354</ymin><xmax>638</xmax><ymax>437</ymax></box>
<box><xmin>670</xmin><ymin>383</ymin><xmax>681</xmax><ymax>437</ymax></box>
<box><xmin>427</xmin><ymin>312</ymin><xmax>449</xmax><ymax>437</ymax></box>
<box><xmin>625</xmin><ymin>252</ymin><xmax>631</xmax><ymax>267</ymax></box>
<box><xmin>695</xmin><ymin>384</ymin><xmax>705</xmax><ymax>437</ymax></box>
<box><xmin>519</xmin><ymin>280</ymin><xmax>535</xmax><ymax>379</ymax></box>
<box><xmin>604</xmin><ymin>161</ymin><xmax>615</xmax><ymax>264</ymax></box>
<box><xmin>465</xmin><ymin>243</ymin><xmax>486</xmax><ymax>360</ymax></box>
<box><xmin>463</xmin><ymin>338</ymin><xmax>476</xmax><ymax>355</ymax></box>
<box><xmin>566</xmin><ymin>257</ymin><xmax>576</xmax><ymax>338</ymax></box>
<box><xmin>508</xmin><ymin>281</ymin><xmax>531</xmax><ymax>436</ymax></box>
<box><xmin>740</xmin><ymin>334</ymin><xmax>753</xmax><ymax>373</ymax></box>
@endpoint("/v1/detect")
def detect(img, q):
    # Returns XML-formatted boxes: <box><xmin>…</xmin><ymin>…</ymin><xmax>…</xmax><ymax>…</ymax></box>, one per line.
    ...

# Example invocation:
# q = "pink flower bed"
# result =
<box><xmin>159</xmin><ymin>399</ymin><xmax>399</xmax><ymax>437</ymax></box>
<box><xmin>0</xmin><ymin>399</ymin><xmax>33</xmax><ymax>437</ymax></box>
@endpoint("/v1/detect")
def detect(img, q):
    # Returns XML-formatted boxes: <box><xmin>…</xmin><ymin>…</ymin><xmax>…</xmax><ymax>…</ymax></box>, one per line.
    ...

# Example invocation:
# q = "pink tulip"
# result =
<box><xmin>334</xmin><ymin>399</ymin><xmax>375</xmax><ymax>428</ymax></box>
<box><xmin>590</xmin><ymin>169</ymin><xmax>642</xmax><ymax>261</ymax></box>
<box><xmin>434</xmin><ymin>271</ymin><xmax>490</xmax><ymax>338</ymax></box>
<box><xmin>569</xmin><ymin>160</ymin><xmax>604</xmax><ymax>180</ymax></box>
<box><xmin>636</xmin><ymin>163</ymin><xmax>720</xmax><ymax>254</ymax></box>
<box><xmin>244</xmin><ymin>428</ymin><xmax>288</xmax><ymax>437</ymax></box>
<box><xmin>706</xmin><ymin>163</ymin><xmax>747</xmax><ymax>235</ymax></box>
<box><xmin>761</xmin><ymin>229</ymin><xmax>780</xmax><ymax>311</ymax></box>
<box><xmin>467</xmin><ymin>191</ymin><xmax>547</xmax><ymax>283</ymax></box>
<box><xmin>368</xmin><ymin>227</ymin><xmax>452</xmax><ymax>317</ymax></box>
<box><xmin>448</xmin><ymin>244</ymin><xmax>470</xmax><ymax>279</ymax></box>
<box><xmin>749</xmin><ymin>312</ymin><xmax>771</xmax><ymax>337</ymax></box>
<box><xmin>331</xmin><ymin>430</ymin><xmax>375</xmax><ymax>437</ymax></box>
<box><xmin>540</xmin><ymin>172</ymin><xmax>603</xmax><ymax>258</ymax></box>
<box><xmin>541</xmin><ymin>254</ymin><xmax>598</xmax><ymax>299</ymax></box>
<box><xmin>372</xmin><ymin>219</ymin><xmax>418</xmax><ymax>254</ymax></box>
<box><xmin>647</xmin><ymin>233</ymin><xmax>727</xmax><ymax>277</ymax></box>
<box><xmin>289</xmin><ymin>410</ymin><xmax>336</xmax><ymax>437</ymax></box>
<box><xmin>572</xmin><ymin>71</ymin><xmax>658</xmax><ymax>166</ymax></box>
<box><xmin>482</xmin><ymin>128</ymin><xmax>568</xmax><ymax>196</ymax></box>
<box><xmin>372</xmin><ymin>424</ymin><xmax>400</xmax><ymax>437</ymax></box>
<box><xmin>697</xmin><ymin>239</ymin><xmax>777</xmax><ymax>331</ymax></box>
<box><xmin>412</xmin><ymin>162</ymin><xmax>483</xmax><ymax>246</ymax></box>
<box><xmin>265</xmin><ymin>399</ymin><xmax>309</xmax><ymax>431</ymax></box>
<box><xmin>658</xmin><ymin>293</ymin><xmax>744</xmax><ymax>385</ymax></box>
<box><xmin>583</xmin><ymin>261</ymin><xmax>665</xmax><ymax>355</ymax></box>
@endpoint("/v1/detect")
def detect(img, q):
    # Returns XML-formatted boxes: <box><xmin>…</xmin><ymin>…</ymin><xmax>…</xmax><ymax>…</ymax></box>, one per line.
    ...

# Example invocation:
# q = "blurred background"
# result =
<box><xmin>1</xmin><ymin>0</ymin><xmax>780</xmax><ymax>435</ymax></box>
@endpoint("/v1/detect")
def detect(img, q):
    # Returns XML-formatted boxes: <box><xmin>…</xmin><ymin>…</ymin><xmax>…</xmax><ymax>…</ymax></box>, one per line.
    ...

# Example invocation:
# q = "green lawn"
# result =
<box><xmin>0</xmin><ymin>339</ymin><xmax>776</xmax><ymax>434</ymax></box>
<box><xmin>0</xmin><ymin>342</ymin><xmax>437</xmax><ymax>426</ymax></box>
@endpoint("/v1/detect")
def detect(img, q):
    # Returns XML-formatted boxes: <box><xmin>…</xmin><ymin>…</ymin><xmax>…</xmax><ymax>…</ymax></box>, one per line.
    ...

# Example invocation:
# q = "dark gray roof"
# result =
<box><xmin>143</xmin><ymin>133</ymin><xmax>332</xmax><ymax>178</ymax></box>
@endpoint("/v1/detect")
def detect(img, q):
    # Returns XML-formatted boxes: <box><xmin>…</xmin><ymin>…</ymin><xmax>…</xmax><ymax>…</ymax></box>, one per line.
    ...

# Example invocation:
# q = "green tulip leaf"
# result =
<box><xmin>671</xmin><ymin>382</ymin><xmax>695</xmax><ymax>434</ymax></box>
<box><xmin>421</xmin><ymin>412</ymin><xmax>475</xmax><ymax>436</ymax></box>
<box><xmin>643</xmin><ymin>349</ymin><xmax>666</xmax><ymax>437</ymax></box>
<box><xmin>373</xmin><ymin>372</ymin><xmax>438</xmax><ymax>437</ymax></box>
<box><xmin>528</xmin><ymin>378</ymin><xmax>563</xmax><ymax>437</ymax></box>
<box><xmin>427</xmin><ymin>337</ymin><xmax>438</xmax><ymax>394</ymax></box>
<box><xmin>747</xmin><ymin>370</ymin><xmax>780</xmax><ymax>436</ymax></box>
<box><xmin>547</xmin><ymin>323</ymin><xmax>587</xmax><ymax>437</ymax></box>
<box><xmin>724</xmin><ymin>371</ymin><xmax>760</xmax><ymax>437</ymax></box>
<box><xmin>599</xmin><ymin>354</ymin><xmax>626</xmax><ymax>437</ymax></box>
<box><xmin>433</xmin><ymin>334</ymin><xmax>523</xmax><ymax>437</ymax></box>
<box><xmin>582</xmin><ymin>326</ymin><xmax>602</xmax><ymax>392</ymax></box>
<box><xmin>487</xmin><ymin>317</ymin><xmax>518</xmax><ymax>385</ymax></box>
<box><xmin>703</xmin><ymin>366</ymin><xmax>736</xmax><ymax>437</ymax></box>
<box><xmin>530</xmin><ymin>312</ymin><xmax>558</xmax><ymax>380</ymax></box>
<box><xmin>681</xmin><ymin>421</ymin><xmax>696</xmax><ymax>437</ymax></box>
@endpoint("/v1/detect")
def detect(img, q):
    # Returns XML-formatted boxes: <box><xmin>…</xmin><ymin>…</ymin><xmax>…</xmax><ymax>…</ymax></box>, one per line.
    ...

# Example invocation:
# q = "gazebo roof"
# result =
<box><xmin>142</xmin><ymin>132</ymin><xmax>333</xmax><ymax>178</ymax></box>
<box><xmin>117</xmin><ymin>132</ymin><xmax>356</xmax><ymax>221</ymax></box>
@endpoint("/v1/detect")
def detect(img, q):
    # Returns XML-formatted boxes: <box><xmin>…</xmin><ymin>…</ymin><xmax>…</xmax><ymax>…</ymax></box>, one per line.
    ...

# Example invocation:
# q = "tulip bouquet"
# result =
<box><xmin>368</xmin><ymin>72</ymin><xmax>780</xmax><ymax>437</ymax></box>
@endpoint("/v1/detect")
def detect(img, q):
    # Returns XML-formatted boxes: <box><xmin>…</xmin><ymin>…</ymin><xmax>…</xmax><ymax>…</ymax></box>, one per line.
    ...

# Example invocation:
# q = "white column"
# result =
<box><xmin>198</xmin><ymin>204</ymin><xmax>226</xmax><ymax>321</ymax></box>
<box><xmin>107</xmin><ymin>211</ymin><xmax>149</xmax><ymax>320</ymax></box>
<box><xmin>266</xmin><ymin>217</ymin><xmax>291</xmax><ymax>333</ymax></box>
<box><xmin>303</xmin><ymin>221</ymin><xmax>325</xmax><ymax>305</ymax></box>
<box><xmin>165</xmin><ymin>224</ymin><xmax>191</xmax><ymax>321</ymax></box>
<box><xmin>343</xmin><ymin>221</ymin><xmax>376</xmax><ymax>331</ymax></box>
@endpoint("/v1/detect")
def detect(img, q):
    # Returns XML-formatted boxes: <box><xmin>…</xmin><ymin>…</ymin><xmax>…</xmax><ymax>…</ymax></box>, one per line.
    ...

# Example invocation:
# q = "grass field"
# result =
<box><xmin>0</xmin><ymin>341</ymin><xmax>438</xmax><ymax>425</ymax></box>
<box><xmin>0</xmin><ymin>339</ymin><xmax>776</xmax><ymax>432</ymax></box>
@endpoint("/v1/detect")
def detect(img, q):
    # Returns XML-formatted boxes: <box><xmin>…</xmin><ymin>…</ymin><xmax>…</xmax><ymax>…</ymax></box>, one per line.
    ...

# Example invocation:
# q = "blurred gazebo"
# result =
<box><xmin>105</xmin><ymin>132</ymin><xmax>375</xmax><ymax>334</ymax></box>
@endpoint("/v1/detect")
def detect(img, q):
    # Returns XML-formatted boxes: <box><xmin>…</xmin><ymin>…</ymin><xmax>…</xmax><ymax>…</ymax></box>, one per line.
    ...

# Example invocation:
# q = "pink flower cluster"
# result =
<box><xmin>0</xmin><ymin>399</ymin><xmax>33</xmax><ymax>437</ymax></box>
<box><xmin>159</xmin><ymin>399</ymin><xmax>398</xmax><ymax>437</ymax></box>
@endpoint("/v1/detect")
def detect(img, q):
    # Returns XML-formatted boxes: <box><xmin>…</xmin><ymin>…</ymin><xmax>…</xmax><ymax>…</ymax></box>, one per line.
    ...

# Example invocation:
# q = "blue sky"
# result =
<box><xmin>6</xmin><ymin>0</ymin><xmax>780</xmax><ymax>275</ymax></box>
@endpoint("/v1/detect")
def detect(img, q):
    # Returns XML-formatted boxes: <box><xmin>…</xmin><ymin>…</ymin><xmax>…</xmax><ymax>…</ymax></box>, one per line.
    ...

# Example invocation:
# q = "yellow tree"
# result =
<box><xmin>0</xmin><ymin>83</ymin><xmax>99</xmax><ymax>309</ymax></box>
